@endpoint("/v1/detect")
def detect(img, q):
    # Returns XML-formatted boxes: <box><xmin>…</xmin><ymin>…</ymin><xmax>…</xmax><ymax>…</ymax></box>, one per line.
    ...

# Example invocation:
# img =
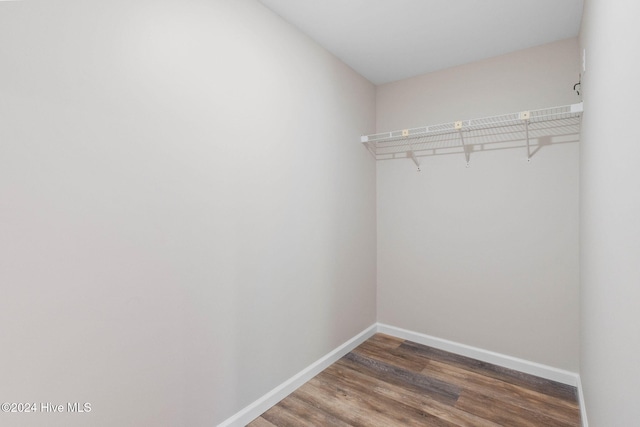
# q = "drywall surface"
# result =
<box><xmin>579</xmin><ymin>1</ymin><xmax>640</xmax><ymax>424</ymax></box>
<box><xmin>0</xmin><ymin>1</ymin><xmax>376</xmax><ymax>426</ymax></box>
<box><xmin>376</xmin><ymin>39</ymin><xmax>580</xmax><ymax>371</ymax></box>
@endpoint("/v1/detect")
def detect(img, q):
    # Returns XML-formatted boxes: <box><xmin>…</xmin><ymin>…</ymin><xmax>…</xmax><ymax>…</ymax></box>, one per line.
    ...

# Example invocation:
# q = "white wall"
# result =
<box><xmin>0</xmin><ymin>1</ymin><xmax>376</xmax><ymax>426</ymax></box>
<box><xmin>579</xmin><ymin>1</ymin><xmax>640</xmax><ymax>424</ymax></box>
<box><xmin>376</xmin><ymin>39</ymin><xmax>581</xmax><ymax>371</ymax></box>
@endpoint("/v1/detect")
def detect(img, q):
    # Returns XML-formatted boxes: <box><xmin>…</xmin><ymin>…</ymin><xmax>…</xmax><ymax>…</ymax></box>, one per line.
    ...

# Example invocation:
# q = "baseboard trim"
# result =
<box><xmin>576</xmin><ymin>375</ymin><xmax>588</xmax><ymax>427</ymax></box>
<box><xmin>216</xmin><ymin>323</ymin><xmax>377</xmax><ymax>427</ymax></box>
<box><xmin>377</xmin><ymin>323</ymin><xmax>579</xmax><ymax>387</ymax></box>
<box><xmin>218</xmin><ymin>322</ymin><xmax>584</xmax><ymax>426</ymax></box>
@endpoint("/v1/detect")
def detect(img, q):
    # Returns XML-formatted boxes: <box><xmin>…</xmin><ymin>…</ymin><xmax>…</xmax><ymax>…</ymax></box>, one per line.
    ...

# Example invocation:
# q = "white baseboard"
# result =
<box><xmin>218</xmin><ymin>322</ymin><xmax>586</xmax><ymax>426</ymax></box>
<box><xmin>576</xmin><ymin>375</ymin><xmax>588</xmax><ymax>427</ymax></box>
<box><xmin>377</xmin><ymin>323</ymin><xmax>579</xmax><ymax>387</ymax></box>
<box><xmin>216</xmin><ymin>323</ymin><xmax>377</xmax><ymax>427</ymax></box>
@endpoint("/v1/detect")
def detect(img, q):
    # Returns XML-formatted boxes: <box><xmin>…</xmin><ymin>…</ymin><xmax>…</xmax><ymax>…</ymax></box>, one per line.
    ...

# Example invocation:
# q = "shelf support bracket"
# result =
<box><xmin>456</xmin><ymin>121</ymin><xmax>470</xmax><ymax>167</ymax></box>
<box><xmin>404</xmin><ymin>129</ymin><xmax>421</xmax><ymax>172</ymax></box>
<box><xmin>407</xmin><ymin>150</ymin><xmax>421</xmax><ymax>172</ymax></box>
<box><xmin>526</xmin><ymin>120</ymin><xmax>531</xmax><ymax>162</ymax></box>
<box><xmin>520</xmin><ymin>111</ymin><xmax>531</xmax><ymax>162</ymax></box>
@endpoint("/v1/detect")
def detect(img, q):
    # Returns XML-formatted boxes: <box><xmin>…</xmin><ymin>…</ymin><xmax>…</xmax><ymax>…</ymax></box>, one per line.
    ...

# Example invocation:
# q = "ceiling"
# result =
<box><xmin>258</xmin><ymin>0</ymin><xmax>584</xmax><ymax>85</ymax></box>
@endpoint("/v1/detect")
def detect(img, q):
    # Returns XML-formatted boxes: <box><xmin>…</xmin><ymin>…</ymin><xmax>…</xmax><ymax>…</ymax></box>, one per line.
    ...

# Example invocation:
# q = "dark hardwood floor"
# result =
<box><xmin>249</xmin><ymin>334</ymin><xmax>580</xmax><ymax>426</ymax></box>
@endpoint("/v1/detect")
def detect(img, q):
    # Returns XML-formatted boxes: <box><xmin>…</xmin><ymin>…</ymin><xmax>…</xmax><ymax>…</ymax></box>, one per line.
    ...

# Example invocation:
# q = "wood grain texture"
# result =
<box><xmin>247</xmin><ymin>334</ymin><xmax>580</xmax><ymax>427</ymax></box>
<box><xmin>248</xmin><ymin>416</ymin><xmax>278</xmax><ymax>427</ymax></box>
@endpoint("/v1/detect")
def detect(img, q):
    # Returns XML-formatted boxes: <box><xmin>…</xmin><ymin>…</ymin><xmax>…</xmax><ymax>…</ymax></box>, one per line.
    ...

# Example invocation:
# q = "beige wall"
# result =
<box><xmin>0</xmin><ymin>1</ymin><xmax>376</xmax><ymax>426</ymax></box>
<box><xmin>376</xmin><ymin>38</ymin><xmax>581</xmax><ymax>371</ymax></box>
<box><xmin>580</xmin><ymin>1</ymin><xmax>640</xmax><ymax>424</ymax></box>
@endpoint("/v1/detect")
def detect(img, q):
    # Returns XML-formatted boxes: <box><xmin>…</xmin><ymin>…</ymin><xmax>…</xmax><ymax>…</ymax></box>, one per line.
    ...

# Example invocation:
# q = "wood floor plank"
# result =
<box><xmin>253</xmin><ymin>334</ymin><xmax>581</xmax><ymax>426</ymax></box>
<box><xmin>456</xmin><ymin>389</ymin><xmax>579</xmax><ymax>427</ymax></box>
<box><xmin>294</xmin><ymin>375</ymin><xmax>411</xmax><ymax>427</ymax></box>
<box><xmin>342</xmin><ymin>351</ymin><xmax>460</xmax><ymax>404</ymax></box>
<box><xmin>266</xmin><ymin>393</ymin><xmax>351</xmax><ymax>427</ymax></box>
<box><xmin>364</xmin><ymin>333</ymin><xmax>405</xmax><ymax>350</ymax></box>
<box><xmin>421</xmin><ymin>358</ymin><xmax>579</xmax><ymax>425</ymax></box>
<box><xmin>399</xmin><ymin>340</ymin><xmax>578</xmax><ymax>403</ymax></box>
<box><xmin>259</xmin><ymin>400</ymin><xmax>318</xmax><ymax>427</ymax></box>
<box><xmin>326</xmin><ymin>359</ymin><xmax>502</xmax><ymax>427</ymax></box>
<box><xmin>247</xmin><ymin>417</ymin><xmax>278</xmax><ymax>427</ymax></box>
<box><xmin>307</xmin><ymin>368</ymin><xmax>457</xmax><ymax>427</ymax></box>
<box><xmin>352</xmin><ymin>340</ymin><xmax>427</xmax><ymax>372</ymax></box>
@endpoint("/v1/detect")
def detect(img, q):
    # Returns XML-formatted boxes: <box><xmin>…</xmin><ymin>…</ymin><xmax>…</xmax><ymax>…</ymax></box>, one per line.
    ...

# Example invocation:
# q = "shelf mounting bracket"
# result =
<box><xmin>456</xmin><ymin>121</ymin><xmax>470</xmax><ymax>167</ymax></box>
<box><xmin>404</xmin><ymin>129</ymin><xmax>421</xmax><ymax>172</ymax></box>
<box><xmin>520</xmin><ymin>111</ymin><xmax>531</xmax><ymax>162</ymax></box>
<box><xmin>407</xmin><ymin>150</ymin><xmax>421</xmax><ymax>172</ymax></box>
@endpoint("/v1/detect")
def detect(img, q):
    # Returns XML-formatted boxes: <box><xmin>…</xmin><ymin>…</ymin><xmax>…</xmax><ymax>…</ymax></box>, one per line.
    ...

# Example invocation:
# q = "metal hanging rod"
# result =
<box><xmin>361</xmin><ymin>102</ymin><xmax>583</xmax><ymax>169</ymax></box>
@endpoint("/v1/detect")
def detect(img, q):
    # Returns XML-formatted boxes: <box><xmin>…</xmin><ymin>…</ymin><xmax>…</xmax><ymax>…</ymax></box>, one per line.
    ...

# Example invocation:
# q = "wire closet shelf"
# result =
<box><xmin>361</xmin><ymin>102</ymin><xmax>583</xmax><ymax>169</ymax></box>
